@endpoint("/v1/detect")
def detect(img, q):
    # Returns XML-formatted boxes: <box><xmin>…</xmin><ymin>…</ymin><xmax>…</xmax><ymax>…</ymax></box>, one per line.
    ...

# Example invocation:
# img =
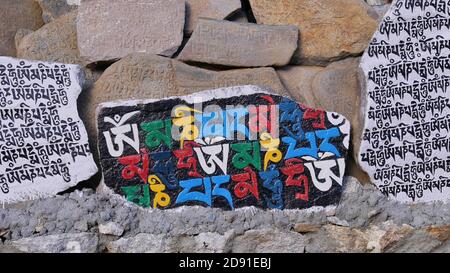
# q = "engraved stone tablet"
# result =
<box><xmin>77</xmin><ymin>0</ymin><xmax>185</xmax><ymax>63</ymax></box>
<box><xmin>178</xmin><ymin>18</ymin><xmax>298</xmax><ymax>67</ymax></box>
<box><xmin>359</xmin><ymin>0</ymin><xmax>450</xmax><ymax>203</ymax></box>
<box><xmin>97</xmin><ymin>85</ymin><xmax>350</xmax><ymax>210</ymax></box>
<box><xmin>0</xmin><ymin>57</ymin><xmax>98</xmax><ymax>204</ymax></box>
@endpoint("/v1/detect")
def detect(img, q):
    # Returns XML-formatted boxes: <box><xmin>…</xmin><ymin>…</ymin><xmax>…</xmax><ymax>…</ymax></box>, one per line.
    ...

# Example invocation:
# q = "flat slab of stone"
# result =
<box><xmin>249</xmin><ymin>0</ymin><xmax>378</xmax><ymax>65</ymax></box>
<box><xmin>178</xmin><ymin>18</ymin><xmax>298</xmax><ymax>67</ymax></box>
<box><xmin>0</xmin><ymin>57</ymin><xmax>98</xmax><ymax>204</ymax></box>
<box><xmin>0</xmin><ymin>0</ymin><xmax>44</xmax><ymax>56</ymax></box>
<box><xmin>77</xmin><ymin>0</ymin><xmax>185</xmax><ymax>63</ymax></box>
<box><xmin>96</xmin><ymin>85</ymin><xmax>350</xmax><ymax>210</ymax></box>
<box><xmin>185</xmin><ymin>0</ymin><xmax>242</xmax><ymax>34</ymax></box>
<box><xmin>358</xmin><ymin>1</ymin><xmax>450</xmax><ymax>203</ymax></box>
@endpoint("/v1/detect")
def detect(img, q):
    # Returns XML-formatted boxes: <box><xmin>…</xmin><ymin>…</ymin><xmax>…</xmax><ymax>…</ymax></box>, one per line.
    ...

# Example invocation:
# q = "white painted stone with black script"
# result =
<box><xmin>358</xmin><ymin>0</ymin><xmax>450</xmax><ymax>203</ymax></box>
<box><xmin>77</xmin><ymin>0</ymin><xmax>185</xmax><ymax>63</ymax></box>
<box><xmin>0</xmin><ymin>57</ymin><xmax>98</xmax><ymax>204</ymax></box>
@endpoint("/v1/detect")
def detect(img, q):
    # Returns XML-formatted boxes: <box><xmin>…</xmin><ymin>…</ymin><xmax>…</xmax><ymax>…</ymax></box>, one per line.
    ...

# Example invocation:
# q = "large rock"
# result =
<box><xmin>36</xmin><ymin>0</ymin><xmax>78</xmax><ymax>23</ymax></box>
<box><xmin>185</xmin><ymin>0</ymin><xmax>242</xmax><ymax>34</ymax></box>
<box><xmin>15</xmin><ymin>11</ymin><xmax>102</xmax><ymax>91</ymax></box>
<box><xmin>0</xmin><ymin>0</ymin><xmax>44</xmax><ymax>56</ymax></box>
<box><xmin>178</xmin><ymin>18</ymin><xmax>298</xmax><ymax>67</ymax></box>
<box><xmin>358</xmin><ymin>0</ymin><xmax>450</xmax><ymax>203</ymax></box>
<box><xmin>81</xmin><ymin>53</ymin><xmax>289</xmax><ymax>142</ymax></box>
<box><xmin>96</xmin><ymin>86</ymin><xmax>350</xmax><ymax>210</ymax></box>
<box><xmin>77</xmin><ymin>0</ymin><xmax>185</xmax><ymax>64</ymax></box>
<box><xmin>0</xmin><ymin>57</ymin><xmax>98</xmax><ymax>204</ymax></box>
<box><xmin>249</xmin><ymin>0</ymin><xmax>379</xmax><ymax>65</ymax></box>
<box><xmin>9</xmin><ymin>233</ymin><xmax>98</xmax><ymax>253</ymax></box>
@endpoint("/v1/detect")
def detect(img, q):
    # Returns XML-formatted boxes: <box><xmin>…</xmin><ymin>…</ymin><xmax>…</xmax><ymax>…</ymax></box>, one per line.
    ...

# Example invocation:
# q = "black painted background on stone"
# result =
<box><xmin>97</xmin><ymin>93</ymin><xmax>348</xmax><ymax>210</ymax></box>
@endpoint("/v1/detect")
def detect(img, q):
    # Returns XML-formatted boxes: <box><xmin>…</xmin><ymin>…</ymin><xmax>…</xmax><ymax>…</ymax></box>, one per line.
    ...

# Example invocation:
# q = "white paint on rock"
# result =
<box><xmin>359</xmin><ymin>0</ymin><xmax>450</xmax><ymax>203</ymax></box>
<box><xmin>0</xmin><ymin>57</ymin><xmax>98</xmax><ymax>204</ymax></box>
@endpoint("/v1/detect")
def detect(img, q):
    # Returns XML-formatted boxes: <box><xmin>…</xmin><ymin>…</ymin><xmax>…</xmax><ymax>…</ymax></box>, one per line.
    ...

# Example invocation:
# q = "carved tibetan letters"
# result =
<box><xmin>97</xmin><ymin>86</ymin><xmax>350</xmax><ymax>210</ymax></box>
<box><xmin>359</xmin><ymin>0</ymin><xmax>450</xmax><ymax>202</ymax></box>
<box><xmin>0</xmin><ymin>57</ymin><xmax>98</xmax><ymax>204</ymax></box>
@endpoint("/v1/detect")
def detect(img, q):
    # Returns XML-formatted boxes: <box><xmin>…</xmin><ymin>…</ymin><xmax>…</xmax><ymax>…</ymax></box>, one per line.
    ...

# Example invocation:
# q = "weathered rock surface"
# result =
<box><xmin>77</xmin><ymin>0</ymin><xmax>185</xmax><ymax>63</ymax></box>
<box><xmin>249</xmin><ymin>0</ymin><xmax>379</xmax><ymax>65</ymax></box>
<box><xmin>98</xmin><ymin>222</ymin><xmax>124</xmax><ymax>236</ymax></box>
<box><xmin>0</xmin><ymin>0</ymin><xmax>44</xmax><ymax>56</ymax></box>
<box><xmin>80</xmin><ymin>53</ymin><xmax>289</xmax><ymax>142</ymax></box>
<box><xmin>9</xmin><ymin>233</ymin><xmax>98</xmax><ymax>253</ymax></box>
<box><xmin>365</xmin><ymin>0</ymin><xmax>392</xmax><ymax>5</ymax></box>
<box><xmin>15</xmin><ymin>11</ymin><xmax>103</xmax><ymax>89</ymax></box>
<box><xmin>36</xmin><ymin>0</ymin><xmax>78</xmax><ymax>23</ymax></box>
<box><xmin>232</xmin><ymin>229</ymin><xmax>305</xmax><ymax>253</ymax></box>
<box><xmin>107</xmin><ymin>230</ymin><xmax>235</xmax><ymax>253</ymax></box>
<box><xmin>178</xmin><ymin>18</ymin><xmax>298</xmax><ymax>67</ymax></box>
<box><xmin>185</xmin><ymin>0</ymin><xmax>242</xmax><ymax>34</ymax></box>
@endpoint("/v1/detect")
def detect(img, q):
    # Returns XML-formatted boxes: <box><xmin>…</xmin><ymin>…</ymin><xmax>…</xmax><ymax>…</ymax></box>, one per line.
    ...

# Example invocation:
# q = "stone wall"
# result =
<box><xmin>1</xmin><ymin>0</ymin><xmax>449</xmax><ymax>253</ymax></box>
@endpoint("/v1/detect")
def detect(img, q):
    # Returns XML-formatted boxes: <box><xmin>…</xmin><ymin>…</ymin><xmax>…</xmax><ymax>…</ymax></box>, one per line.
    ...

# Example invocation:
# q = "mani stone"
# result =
<box><xmin>0</xmin><ymin>57</ymin><xmax>98</xmax><ymax>204</ymax></box>
<box><xmin>248</xmin><ymin>0</ymin><xmax>379</xmax><ymax>65</ymax></box>
<box><xmin>358</xmin><ymin>1</ymin><xmax>450</xmax><ymax>203</ymax></box>
<box><xmin>0</xmin><ymin>0</ymin><xmax>44</xmax><ymax>56</ymax></box>
<box><xmin>96</xmin><ymin>85</ymin><xmax>350</xmax><ymax>210</ymax></box>
<box><xmin>36</xmin><ymin>0</ymin><xmax>78</xmax><ymax>23</ymax></box>
<box><xmin>178</xmin><ymin>18</ymin><xmax>298</xmax><ymax>67</ymax></box>
<box><xmin>80</xmin><ymin>53</ymin><xmax>289</xmax><ymax>144</ymax></box>
<box><xmin>185</xmin><ymin>0</ymin><xmax>242</xmax><ymax>35</ymax></box>
<box><xmin>77</xmin><ymin>0</ymin><xmax>185</xmax><ymax>64</ymax></box>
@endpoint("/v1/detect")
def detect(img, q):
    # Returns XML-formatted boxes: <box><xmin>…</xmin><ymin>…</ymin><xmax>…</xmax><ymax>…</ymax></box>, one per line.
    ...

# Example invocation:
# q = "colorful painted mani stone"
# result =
<box><xmin>0</xmin><ymin>57</ymin><xmax>98</xmax><ymax>204</ymax></box>
<box><xmin>97</xmin><ymin>85</ymin><xmax>350</xmax><ymax>210</ymax></box>
<box><xmin>359</xmin><ymin>0</ymin><xmax>450</xmax><ymax>203</ymax></box>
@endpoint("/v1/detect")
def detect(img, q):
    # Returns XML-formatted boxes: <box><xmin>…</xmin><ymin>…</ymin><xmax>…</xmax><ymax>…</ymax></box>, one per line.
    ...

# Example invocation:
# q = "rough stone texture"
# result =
<box><xmin>36</xmin><ymin>0</ymin><xmax>78</xmax><ymax>23</ymax></box>
<box><xmin>366</xmin><ymin>0</ymin><xmax>392</xmax><ymax>5</ymax></box>
<box><xmin>0</xmin><ymin>177</ymin><xmax>449</xmax><ymax>253</ymax></box>
<box><xmin>0</xmin><ymin>0</ymin><xmax>44</xmax><ymax>56</ymax></box>
<box><xmin>232</xmin><ymin>229</ymin><xmax>305</xmax><ymax>253</ymax></box>
<box><xmin>77</xmin><ymin>0</ymin><xmax>185</xmax><ymax>63</ymax></box>
<box><xmin>106</xmin><ymin>230</ymin><xmax>235</xmax><ymax>253</ymax></box>
<box><xmin>80</xmin><ymin>53</ymin><xmax>289</xmax><ymax>144</ymax></box>
<box><xmin>98</xmin><ymin>222</ymin><xmax>124</xmax><ymax>236</ymax></box>
<box><xmin>178</xmin><ymin>18</ymin><xmax>298</xmax><ymax>67</ymax></box>
<box><xmin>15</xmin><ymin>11</ymin><xmax>103</xmax><ymax>89</ymax></box>
<box><xmin>185</xmin><ymin>0</ymin><xmax>242</xmax><ymax>34</ymax></box>
<box><xmin>249</xmin><ymin>0</ymin><xmax>379</xmax><ymax>65</ymax></box>
<box><xmin>8</xmin><ymin>233</ymin><xmax>98</xmax><ymax>253</ymax></box>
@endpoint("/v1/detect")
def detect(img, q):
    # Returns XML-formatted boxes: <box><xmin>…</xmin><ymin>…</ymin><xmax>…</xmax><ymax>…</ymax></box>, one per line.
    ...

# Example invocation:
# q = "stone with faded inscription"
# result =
<box><xmin>80</xmin><ymin>53</ymin><xmax>289</xmax><ymax>144</ymax></box>
<box><xmin>77</xmin><ymin>0</ymin><xmax>185</xmax><ymax>63</ymax></box>
<box><xmin>16</xmin><ymin>11</ymin><xmax>103</xmax><ymax>90</ymax></box>
<box><xmin>358</xmin><ymin>1</ymin><xmax>450</xmax><ymax>203</ymax></box>
<box><xmin>36</xmin><ymin>0</ymin><xmax>78</xmax><ymax>23</ymax></box>
<box><xmin>248</xmin><ymin>0</ymin><xmax>378</xmax><ymax>65</ymax></box>
<box><xmin>96</xmin><ymin>85</ymin><xmax>350</xmax><ymax>210</ymax></box>
<box><xmin>178</xmin><ymin>18</ymin><xmax>298</xmax><ymax>67</ymax></box>
<box><xmin>0</xmin><ymin>0</ymin><xmax>44</xmax><ymax>57</ymax></box>
<box><xmin>185</xmin><ymin>0</ymin><xmax>242</xmax><ymax>35</ymax></box>
<box><xmin>0</xmin><ymin>57</ymin><xmax>98</xmax><ymax>204</ymax></box>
